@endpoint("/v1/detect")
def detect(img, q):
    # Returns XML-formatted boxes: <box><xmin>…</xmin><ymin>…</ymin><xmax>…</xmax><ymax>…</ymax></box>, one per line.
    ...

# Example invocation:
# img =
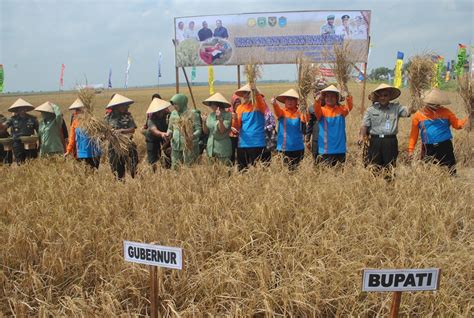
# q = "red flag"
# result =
<box><xmin>60</xmin><ymin>64</ymin><xmax>65</xmax><ymax>89</ymax></box>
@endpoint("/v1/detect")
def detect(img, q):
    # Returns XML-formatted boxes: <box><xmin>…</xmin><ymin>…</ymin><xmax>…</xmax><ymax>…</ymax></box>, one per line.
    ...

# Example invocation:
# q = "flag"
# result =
<box><xmin>393</xmin><ymin>51</ymin><xmax>403</xmax><ymax>88</ymax></box>
<box><xmin>191</xmin><ymin>66</ymin><xmax>196</xmax><ymax>81</ymax></box>
<box><xmin>125</xmin><ymin>53</ymin><xmax>131</xmax><ymax>88</ymax></box>
<box><xmin>59</xmin><ymin>63</ymin><xmax>65</xmax><ymax>90</ymax></box>
<box><xmin>0</xmin><ymin>64</ymin><xmax>3</xmax><ymax>93</ymax></box>
<box><xmin>108</xmin><ymin>67</ymin><xmax>112</xmax><ymax>88</ymax></box>
<box><xmin>208</xmin><ymin>65</ymin><xmax>214</xmax><ymax>95</ymax></box>
<box><xmin>387</xmin><ymin>72</ymin><xmax>392</xmax><ymax>84</ymax></box>
<box><xmin>455</xmin><ymin>43</ymin><xmax>467</xmax><ymax>78</ymax></box>
<box><xmin>158</xmin><ymin>52</ymin><xmax>162</xmax><ymax>79</ymax></box>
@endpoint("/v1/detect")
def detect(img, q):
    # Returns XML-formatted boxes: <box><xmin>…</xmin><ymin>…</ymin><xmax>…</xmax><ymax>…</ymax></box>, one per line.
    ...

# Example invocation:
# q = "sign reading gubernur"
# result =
<box><xmin>362</xmin><ymin>268</ymin><xmax>440</xmax><ymax>292</ymax></box>
<box><xmin>124</xmin><ymin>241</ymin><xmax>183</xmax><ymax>270</ymax></box>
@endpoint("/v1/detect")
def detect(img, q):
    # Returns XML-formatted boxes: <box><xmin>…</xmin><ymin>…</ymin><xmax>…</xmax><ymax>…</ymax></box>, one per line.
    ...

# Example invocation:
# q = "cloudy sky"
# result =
<box><xmin>0</xmin><ymin>0</ymin><xmax>472</xmax><ymax>92</ymax></box>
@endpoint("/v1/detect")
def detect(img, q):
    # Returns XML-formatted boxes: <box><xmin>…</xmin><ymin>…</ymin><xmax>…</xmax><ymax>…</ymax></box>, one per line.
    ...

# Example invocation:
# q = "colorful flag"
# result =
<box><xmin>0</xmin><ymin>64</ymin><xmax>3</xmax><ymax>93</ymax></box>
<box><xmin>208</xmin><ymin>66</ymin><xmax>214</xmax><ymax>95</ymax></box>
<box><xmin>455</xmin><ymin>44</ymin><xmax>467</xmax><ymax>78</ymax></box>
<box><xmin>393</xmin><ymin>51</ymin><xmax>403</xmax><ymax>88</ymax></box>
<box><xmin>125</xmin><ymin>53</ymin><xmax>131</xmax><ymax>88</ymax></box>
<box><xmin>108</xmin><ymin>67</ymin><xmax>112</xmax><ymax>88</ymax></box>
<box><xmin>158</xmin><ymin>52</ymin><xmax>162</xmax><ymax>79</ymax></box>
<box><xmin>59</xmin><ymin>64</ymin><xmax>65</xmax><ymax>90</ymax></box>
<box><xmin>191</xmin><ymin>66</ymin><xmax>197</xmax><ymax>82</ymax></box>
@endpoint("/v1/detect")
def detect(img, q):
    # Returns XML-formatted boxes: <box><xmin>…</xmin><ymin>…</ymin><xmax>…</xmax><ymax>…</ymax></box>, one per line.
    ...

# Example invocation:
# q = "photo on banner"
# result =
<box><xmin>174</xmin><ymin>10</ymin><xmax>371</xmax><ymax>67</ymax></box>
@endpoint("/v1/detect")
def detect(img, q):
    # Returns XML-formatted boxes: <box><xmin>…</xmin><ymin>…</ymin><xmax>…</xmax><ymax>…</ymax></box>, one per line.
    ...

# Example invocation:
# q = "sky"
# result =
<box><xmin>0</xmin><ymin>0</ymin><xmax>472</xmax><ymax>92</ymax></box>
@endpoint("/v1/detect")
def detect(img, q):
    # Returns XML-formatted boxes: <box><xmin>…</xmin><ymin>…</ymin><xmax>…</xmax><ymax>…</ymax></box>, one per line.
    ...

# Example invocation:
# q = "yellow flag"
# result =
<box><xmin>394</xmin><ymin>59</ymin><xmax>403</xmax><ymax>88</ymax></box>
<box><xmin>208</xmin><ymin>66</ymin><xmax>214</xmax><ymax>95</ymax></box>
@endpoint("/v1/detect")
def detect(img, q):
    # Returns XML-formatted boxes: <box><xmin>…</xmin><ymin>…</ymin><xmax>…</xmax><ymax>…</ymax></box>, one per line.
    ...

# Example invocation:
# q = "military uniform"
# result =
<box><xmin>4</xmin><ymin>114</ymin><xmax>39</xmax><ymax>164</ymax></box>
<box><xmin>320</xmin><ymin>23</ymin><xmax>336</xmax><ymax>35</ymax></box>
<box><xmin>145</xmin><ymin>113</ymin><xmax>171</xmax><ymax>168</ymax></box>
<box><xmin>0</xmin><ymin>115</ymin><xmax>13</xmax><ymax>164</ymax></box>
<box><xmin>205</xmin><ymin>111</ymin><xmax>232</xmax><ymax>165</ymax></box>
<box><xmin>105</xmin><ymin>111</ymin><xmax>138</xmax><ymax>179</ymax></box>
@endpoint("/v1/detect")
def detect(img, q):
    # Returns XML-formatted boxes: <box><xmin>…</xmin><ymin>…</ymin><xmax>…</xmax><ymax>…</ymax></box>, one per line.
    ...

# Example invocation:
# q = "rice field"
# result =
<box><xmin>0</xmin><ymin>82</ymin><xmax>473</xmax><ymax>316</ymax></box>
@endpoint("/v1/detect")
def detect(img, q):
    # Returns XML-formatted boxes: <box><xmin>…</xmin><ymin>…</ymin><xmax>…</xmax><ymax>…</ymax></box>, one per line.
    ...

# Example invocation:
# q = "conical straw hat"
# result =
<box><xmin>422</xmin><ymin>88</ymin><xmax>451</xmax><ymax>106</ymax></box>
<box><xmin>8</xmin><ymin>98</ymin><xmax>34</xmax><ymax>112</ymax></box>
<box><xmin>320</xmin><ymin>85</ymin><xmax>341</xmax><ymax>100</ymax></box>
<box><xmin>69</xmin><ymin>98</ymin><xmax>85</xmax><ymax>110</ymax></box>
<box><xmin>34</xmin><ymin>101</ymin><xmax>55</xmax><ymax>114</ymax></box>
<box><xmin>371</xmin><ymin>83</ymin><xmax>401</xmax><ymax>101</ymax></box>
<box><xmin>234</xmin><ymin>84</ymin><xmax>263</xmax><ymax>98</ymax></box>
<box><xmin>276</xmin><ymin>88</ymin><xmax>299</xmax><ymax>103</ymax></box>
<box><xmin>203</xmin><ymin>93</ymin><xmax>231</xmax><ymax>107</ymax></box>
<box><xmin>146</xmin><ymin>98</ymin><xmax>171</xmax><ymax>114</ymax></box>
<box><xmin>106</xmin><ymin>94</ymin><xmax>134</xmax><ymax>109</ymax></box>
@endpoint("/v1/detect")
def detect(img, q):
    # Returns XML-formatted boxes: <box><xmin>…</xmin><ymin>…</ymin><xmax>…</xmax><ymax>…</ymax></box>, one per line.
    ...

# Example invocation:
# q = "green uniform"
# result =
<box><xmin>320</xmin><ymin>23</ymin><xmax>336</xmax><ymax>35</ymax></box>
<box><xmin>38</xmin><ymin>104</ymin><xmax>64</xmax><ymax>156</ymax></box>
<box><xmin>167</xmin><ymin>94</ymin><xmax>202</xmax><ymax>168</ymax></box>
<box><xmin>5</xmin><ymin>113</ymin><xmax>39</xmax><ymax>164</ymax></box>
<box><xmin>105</xmin><ymin>110</ymin><xmax>138</xmax><ymax>179</ymax></box>
<box><xmin>206</xmin><ymin>110</ymin><xmax>232</xmax><ymax>165</ymax></box>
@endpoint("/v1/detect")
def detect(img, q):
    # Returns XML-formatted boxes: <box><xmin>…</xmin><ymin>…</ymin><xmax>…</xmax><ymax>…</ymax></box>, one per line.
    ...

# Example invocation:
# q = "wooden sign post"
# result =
<box><xmin>362</xmin><ymin>268</ymin><xmax>441</xmax><ymax>317</ymax></box>
<box><xmin>124</xmin><ymin>241</ymin><xmax>183</xmax><ymax>318</ymax></box>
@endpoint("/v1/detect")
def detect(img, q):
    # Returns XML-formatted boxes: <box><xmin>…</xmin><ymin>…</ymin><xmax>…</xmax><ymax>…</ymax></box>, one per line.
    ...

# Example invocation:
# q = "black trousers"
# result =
<box><xmin>423</xmin><ymin>139</ymin><xmax>456</xmax><ymax>174</ymax></box>
<box><xmin>280</xmin><ymin>150</ymin><xmax>305</xmax><ymax>170</ymax></box>
<box><xmin>146</xmin><ymin>141</ymin><xmax>161</xmax><ymax>165</ymax></box>
<box><xmin>109</xmin><ymin>144</ymin><xmax>138</xmax><ymax>180</ymax></box>
<box><xmin>318</xmin><ymin>153</ymin><xmax>346</xmax><ymax>166</ymax></box>
<box><xmin>230</xmin><ymin>136</ymin><xmax>238</xmax><ymax>164</ymax></box>
<box><xmin>79</xmin><ymin>157</ymin><xmax>100</xmax><ymax>169</ymax></box>
<box><xmin>366</xmin><ymin>136</ymin><xmax>398</xmax><ymax>168</ymax></box>
<box><xmin>0</xmin><ymin>145</ymin><xmax>13</xmax><ymax>165</ymax></box>
<box><xmin>237</xmin><ymin>147</ymin><xmax>270</xmax><ymax>171</ymax></box>
<box><xmin>12</xmin><ymin>140</ymin><xmax>37</xmax><ymax>164</ymax></box>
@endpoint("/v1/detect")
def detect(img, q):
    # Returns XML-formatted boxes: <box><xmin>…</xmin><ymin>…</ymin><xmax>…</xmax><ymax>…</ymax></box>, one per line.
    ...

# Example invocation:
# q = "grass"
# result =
<box><xmin>0</xmin><ymin>83</ymin><xmax>473</xmax><ymax>316</ymax></box>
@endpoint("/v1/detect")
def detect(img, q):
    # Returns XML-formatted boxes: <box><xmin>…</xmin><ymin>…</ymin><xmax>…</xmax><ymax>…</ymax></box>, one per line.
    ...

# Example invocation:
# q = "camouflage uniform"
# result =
<box><xmin>4</xmin><ymin>114</ymin><xmax>39</xmax><ymax>164</ymax></box>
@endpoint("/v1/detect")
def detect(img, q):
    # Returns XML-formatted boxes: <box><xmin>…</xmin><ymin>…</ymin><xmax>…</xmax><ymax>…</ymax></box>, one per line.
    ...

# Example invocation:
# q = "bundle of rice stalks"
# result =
<box><xmin>296</xmin><ymin>56</ymin><xmax>316</xmax><ymax>112</ymax></box>
<box><xmin>457</xmin><ymin>74</ymin><xmax>473</xmax><ymax>130</ymax></box>
<box><xmin>77</xmin><ymin>89</ymin><xmax>132</xmax><ymax>158</ymax></box>
<box><xmin>177</xmin><ymin>111</ymin><xmax>195</xmax><ymax>151</ymax></box>
<box><xmin>408</xmin><ymin>55</ymin><xmax>436</xmax><ymax>110</ymax></box>
<box><xmin>244</xmin><ymin>62</ymin><xmax>262</xmax><ymax>105</ymax></box>
<box><xmin>332</xmin><ymin>43</ymin><xmax>353</xmax><ymax>94</ymax></box>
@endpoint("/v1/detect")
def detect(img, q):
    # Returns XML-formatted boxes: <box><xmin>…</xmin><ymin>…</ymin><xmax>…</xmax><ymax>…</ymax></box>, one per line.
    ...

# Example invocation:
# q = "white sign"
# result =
<box><xmin>362</xmin><ymin>268</ymin><xmax>440</xmax><ymax>292</ymax></box>
<box><xmin>124</xmin><ymin>241</ymin><xmax>183</xmax><ymax>270</ymax></box>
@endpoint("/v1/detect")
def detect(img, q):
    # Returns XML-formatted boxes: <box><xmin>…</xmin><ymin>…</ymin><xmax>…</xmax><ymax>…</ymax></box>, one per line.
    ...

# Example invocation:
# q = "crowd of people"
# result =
<box><xmin>0</xmin><ymin>83</ymin><xmax>467</xmax><ymax>179</ymax></box>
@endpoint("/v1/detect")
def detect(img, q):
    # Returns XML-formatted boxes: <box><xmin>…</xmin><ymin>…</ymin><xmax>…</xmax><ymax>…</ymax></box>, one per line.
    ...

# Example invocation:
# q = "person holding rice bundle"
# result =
<box><xmin>408</xmin><ymin>88</ymin><xmax>467</xmax><ymax>175</ymax></box>
<box><xmin>271</xmin><ymin>88</ymin><xmax>307</xmax><ymax>170</ymax></box>
<box><xmin>34</xmin><ymin>101</ymin><xmax>66</xmax><ymax>156</ymax></box>
<box><xmin>104</xmin><ymin>94</ymin><xmax>138</xmax><ymax>179</ymax></box>
<box><xmin>358</xmin><ymin>84</ymin><xmax>411</xmax><ymax>174</ymax></box>
<box><xmin>144</xmin><ymin>94</ymin><xmax>172</xmax><ymax>172</ymax></box>
<box><xmin>313</xmin><ymin>85</ymin><xmax>353</xmax><ymax>166</ymax></box>
<box><xmin>64</xmin><ymin>98</ymin><xmax>101</xmax><ymax>169</ymax></box>
<box><xmin>0</xmin><ymin>98</ymin><xmax>39</xmax><ymax>164</ymax></box>
<box><xmin>167</xmin><ymin>93</ymin><xmax>202</xmax><ymax>169</ymax></box>
<box><xmin>232</xmin><ymin>83</ymin><xmax>269</xmax><ymax>171</ymax></box>
<box><xmin>202</xmin><ymin>92</ymin><xmax>233</xmax><ymax>165</ymax></box>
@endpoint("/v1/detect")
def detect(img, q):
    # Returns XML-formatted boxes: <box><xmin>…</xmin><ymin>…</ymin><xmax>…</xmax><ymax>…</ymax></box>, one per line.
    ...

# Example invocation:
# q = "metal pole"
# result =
<box><xmin>237</xmin><ymin>65</ymin><xmax>241</xmax><ymax>88</ymax></box>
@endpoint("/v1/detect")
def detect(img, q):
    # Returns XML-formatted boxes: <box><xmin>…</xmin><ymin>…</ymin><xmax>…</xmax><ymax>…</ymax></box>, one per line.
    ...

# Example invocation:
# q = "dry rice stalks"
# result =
<box><xmin>244</xmin><ymin>63</ymin><xmax>262</xmax><ymax>105</ymax></box>
<box><xmin>457</xmin><ymin>74</ymin><xmax>473</xmax><ymax>130</ymax></box>
<box><xmin>333</xmin><ymin>43</ymin><xmax>353</xmax><ymax>94</ymax></box>
<box><xmin>408</xmin><ymin>55</ymin><xmax>436</xmax><ymax>110</ymax></box>
<box><xmin>177</xmin><ymin>111</ymin><xmax>195</xmax><ymax>152</ymax></box>
<box><xmin>296</xmin><ymin>56</ymin><xmax>317</xmax><ymax>113</ymax></box>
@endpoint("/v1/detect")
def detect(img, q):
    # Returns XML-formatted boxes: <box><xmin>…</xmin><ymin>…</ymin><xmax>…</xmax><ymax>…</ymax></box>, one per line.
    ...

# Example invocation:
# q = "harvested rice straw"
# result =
<box><xmin>332</xmin><ymin>43</ymin><xmax>353</xmax><ymax>94</ymax></box>
<box><xmin>408</xmin><ymin>55</ymin><xmax>436</xmax><ymax>111</ymax></box>
<box><xmin>177</xmin><ymin>111</ymin><xmax>195</xmax><ymax>151</ymax></box>
<box><xmin>244</xmin><ymin>62</ymin><xmax>262</xmax><ymax>106</ymax></box>
<box><xmin>296</xmin><ymin>56</ymin><xmax>316</xmax><ymax>113</ymax></box>
<box><xmin>457</xmin><ymin>74</ymin><xmax>473</xmax><ymax>131</ymax></box>
<box><xmin>77</xmin><ymin>88</ymin><xmax>132</xmax><ymax>158</ymax></box>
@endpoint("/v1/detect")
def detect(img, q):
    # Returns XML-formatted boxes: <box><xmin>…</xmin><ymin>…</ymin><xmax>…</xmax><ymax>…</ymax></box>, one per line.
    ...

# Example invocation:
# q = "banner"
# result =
<box><xmin>0</xmin><ymin>64</ymin><xmax>3</xmax><ymax>93</ymax></box>
<box><xmin>455</xmin><ymin>44</ymin><xmax>466</xmax><ymax>78</ymax></box>
<box><xmin>108</xmin><ymin>68</ymin><xmax>112</xmax><ymax>88</ymax></box>
<box><xmin>59</xmin><ymin>64</ymin><xmax>65</xmax><ymax>90</ymax></box>
<box><xmin>174</xmin><ymin>10</ymin><xmax>371</xmax><ymax>67</ymax></box>
<box><xmin>125</xmin><ymin>54</ymin><xmax>131</xmax><ymax>88</ymax></box>
<box><xmin>208</xmin><ymin>66</ymin><xmax>214</xmax><ymax>95</ymax></box>
<box><xmin>394</xmin><ymin>51</ymin><xmax>403</xmax><ymax>88</ymax></box>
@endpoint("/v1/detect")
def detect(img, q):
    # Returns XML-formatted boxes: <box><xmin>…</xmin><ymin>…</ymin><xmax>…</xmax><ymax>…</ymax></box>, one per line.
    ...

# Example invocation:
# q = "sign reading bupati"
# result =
<box><xmin>174</xmin><ymin>10</ymin><xmax>371</xmax><ymax>67</ymax></box>
<box><xmin>124</xmin><ymin>241</ymin><xmax>183</xmax><ymax>270</ymax></box>
<box><xmin>362</xmin><ymin>268</ymin><xmax>440</xmax><ymax>292</ymax></box>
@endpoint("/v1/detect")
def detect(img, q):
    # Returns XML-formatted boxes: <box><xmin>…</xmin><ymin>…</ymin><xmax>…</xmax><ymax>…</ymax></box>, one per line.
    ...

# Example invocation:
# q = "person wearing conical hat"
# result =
<box><xmin>34</xmin><ymin>101</ymin><xmax>66</xmax><ymax>156</ymax></box>
<box><xmin>201</xmin><ymin>93</ymin><xmax>233</xmax><ymax>165</ymax></box>
<box><xmin>408</xmin><ymin>88</ymin><xmax>467</xmax><ymax>175</ymax></box>
<box><xmin>358</xmin><ymin>84</ymin><xmax>412</xmax><ymax>175</ymax></box>
<box><xmin>271</xmin><ymin>88</ymin><xmax>307</xmax><ymax>170</ymax></box>
<box><xmin>232</xmin><ymin>82</ymin><xmax>270</xmax><ymax>171</ymax></box>
<box><xmin>104</xmin><ymin>94</ymin><xmax>138</xmax><ymax>179</ymax></box>
<box><xmin>167</xmin><ymin>93</ymin><xmax>202</xmax><ymax>169</ymax></box>
<box><xmin>313</xmin><ymin>85</ymin><xmax>353</xmax><ymax>166</ymax></box>
<box><xmin>65</xmin><ymin>98</ymin><xmax>101</xmax><ymax>169</ymax></box>
<box><xmin>0</xmin><ymin>98</ymin><xmax>39</xmax><ymax>164</ymax></box>
<box><xmin>144</xmin><ymin>94</ymin><xmax>172</xmax><ymax>172</ymax></box>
